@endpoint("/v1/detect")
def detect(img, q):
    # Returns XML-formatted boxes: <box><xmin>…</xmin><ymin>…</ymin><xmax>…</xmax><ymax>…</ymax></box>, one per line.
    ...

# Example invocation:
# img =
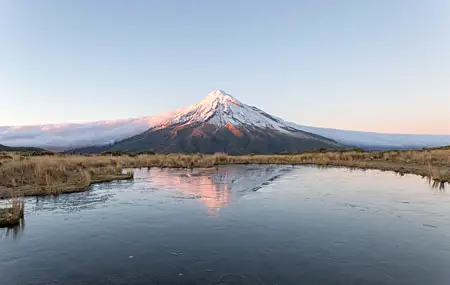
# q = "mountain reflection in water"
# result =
<box><xmin>146</xmin><ymin>165</ymin><xmax>293</xmax><ymax>216</ymax></box>
<box><xmin>1</xmin><ymin>165</ymin><xmax>292</xmax><ymax>239</ymax></box>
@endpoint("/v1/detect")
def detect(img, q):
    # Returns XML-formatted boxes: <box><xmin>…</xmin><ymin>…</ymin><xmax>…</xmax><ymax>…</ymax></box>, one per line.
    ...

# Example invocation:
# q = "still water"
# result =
<box><xmin>1</xmin><ymin>165</ymin><xmax>450</xmax><ymax>285</ymax></box>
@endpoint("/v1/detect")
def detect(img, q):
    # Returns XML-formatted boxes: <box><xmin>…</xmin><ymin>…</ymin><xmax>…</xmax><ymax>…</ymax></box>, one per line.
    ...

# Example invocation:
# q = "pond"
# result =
<box><xmin>1</xmin><ymin>165</ymin><xmax>450</xmax><ymax>285</ymax></box>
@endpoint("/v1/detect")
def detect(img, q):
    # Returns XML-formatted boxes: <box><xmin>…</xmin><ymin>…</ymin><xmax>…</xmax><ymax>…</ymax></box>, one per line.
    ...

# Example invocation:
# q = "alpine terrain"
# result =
<box><xmin>1</xmin><ymin>90</ymin><xmax>449</xmax><ymax>151</ymax></box>
<box><xmin>75</xmin><ymin>90</ymin><xmax>342</xmax><ymax>154</ymax></box>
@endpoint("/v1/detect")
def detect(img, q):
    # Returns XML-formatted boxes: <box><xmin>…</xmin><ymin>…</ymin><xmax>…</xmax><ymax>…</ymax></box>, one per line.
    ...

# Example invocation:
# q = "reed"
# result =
<box><xmin>0</xmin><ymin>195</ymin><xmax>24</xmax><ymax>227</ymax></box>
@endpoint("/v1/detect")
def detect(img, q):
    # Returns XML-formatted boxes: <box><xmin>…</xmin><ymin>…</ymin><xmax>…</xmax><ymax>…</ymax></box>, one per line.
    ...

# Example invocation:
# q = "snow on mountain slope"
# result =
<box><xmin>151</xmin><ymin>90</ymin><xmax>311</xmax><ymax>138</ymax></box>
<box><xmin>0</xmin><ymin>89</ymin><xmax>449</xmax><ymax>150</ymax></box>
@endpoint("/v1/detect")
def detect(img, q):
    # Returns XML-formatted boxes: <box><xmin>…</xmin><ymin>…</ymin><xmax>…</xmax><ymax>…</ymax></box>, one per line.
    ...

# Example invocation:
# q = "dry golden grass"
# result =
<box><xmin>0</xmin><ymin>153</ymin><xmax>134</xmax><ymax>199</ymax></box>
<box><xmin>0</xmin><ymin>147</ymin><xmax>449</xmax><ymax>199</ymax></box>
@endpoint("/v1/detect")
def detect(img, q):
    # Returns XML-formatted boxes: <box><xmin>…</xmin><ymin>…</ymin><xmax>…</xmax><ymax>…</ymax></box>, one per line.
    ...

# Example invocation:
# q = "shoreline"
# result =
<box><xmin>0</xmin><ymin>149</ymin><xmax>448</xmax><ymax>199</ymax></box>
<box><xmin>0</xmin><ymin>173</ymin><xmax>134</xmax><ymax>199</ymax></box>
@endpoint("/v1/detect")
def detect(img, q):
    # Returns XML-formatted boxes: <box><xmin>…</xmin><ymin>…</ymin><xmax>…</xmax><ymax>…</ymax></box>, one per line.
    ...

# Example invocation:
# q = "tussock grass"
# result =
<box><xmin>0</xmin><ymin>147</ymin><xmax>449</xmax><ymax>199</ymax></box>
<box><xmin>0</xmin><ymin>154</ymin><xmax>134</xmax><ymax>199</ymax></box>
<box><xmin>0</xmin><ymin>196</ymin><xmax>24</xmax><ymax>227</ymax></box>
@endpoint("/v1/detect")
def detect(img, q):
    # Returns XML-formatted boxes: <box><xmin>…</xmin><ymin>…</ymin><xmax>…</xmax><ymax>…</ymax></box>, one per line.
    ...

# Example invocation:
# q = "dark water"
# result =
<box><xmin>1</xmin><ymin>165</ymin><xmax>450</xmax><ymax>285</ymax></box>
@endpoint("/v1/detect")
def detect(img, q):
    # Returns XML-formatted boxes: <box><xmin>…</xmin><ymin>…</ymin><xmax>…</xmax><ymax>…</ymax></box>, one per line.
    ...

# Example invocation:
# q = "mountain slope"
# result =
<box><xmin>78</xmin><ymin>123</ymin><xmax>341</xmax><ymax>154</ymax></box>
<box><xmin>75</xmin><ymin>90</ymin><xmax>342</xmax><ymax>154</ymax></box>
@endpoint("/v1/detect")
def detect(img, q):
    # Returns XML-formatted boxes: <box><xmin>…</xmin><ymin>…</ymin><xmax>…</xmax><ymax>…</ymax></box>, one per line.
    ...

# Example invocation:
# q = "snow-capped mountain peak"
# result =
<box><xmin>155</xmin><ymin>89</ymin><xmax>243</xmax><ymax>128</ymax></box>
<box><xmin>201</xmin><ymin>89</ymin><xmax>242</xmax><ymax>106</ymax></box>
<box><xmin>153</xmin><ymin>89</ymin><xmax>303</xmax><ymax>135</ymax></box>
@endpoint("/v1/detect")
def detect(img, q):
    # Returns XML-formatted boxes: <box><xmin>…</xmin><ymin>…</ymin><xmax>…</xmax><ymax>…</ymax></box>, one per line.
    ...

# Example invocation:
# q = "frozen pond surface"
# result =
<box><xmin>1</xmin><ymin>165</ymin><xmax>450</xmax><ymax>285</ymax></box>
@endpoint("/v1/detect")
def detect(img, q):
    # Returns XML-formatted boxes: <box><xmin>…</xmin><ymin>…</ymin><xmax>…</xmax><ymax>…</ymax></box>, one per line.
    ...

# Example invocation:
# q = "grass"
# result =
<box><xmin>0</xmin><ymin>196</ymin><xmax>24</xmax><ymax>227</ymax></box>
<box><xmin>0</xmin><ymin>146</ymin><xmax>449</xmax><ymax>199</ymax></box>
<box><xmin>0</xmin><ymin>154</ymin><xmax>134</xmax><ymax>199</ymax></box>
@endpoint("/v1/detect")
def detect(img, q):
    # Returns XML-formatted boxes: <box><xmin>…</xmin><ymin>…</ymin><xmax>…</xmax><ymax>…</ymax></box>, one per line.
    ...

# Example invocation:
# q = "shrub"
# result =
<box><xmin>100</xmin><ymin>150</ymin><xmax>127</xmax><ymax>157</ymax></box>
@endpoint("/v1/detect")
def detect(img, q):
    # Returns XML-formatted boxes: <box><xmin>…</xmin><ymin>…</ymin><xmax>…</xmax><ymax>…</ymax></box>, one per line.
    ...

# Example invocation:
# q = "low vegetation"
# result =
<box><xmin>0</xmin><ymin>146</ymin><xmax>449</xmax><ymax>200</ymax></box>
<box><xmin>0</xmin><ymin>154</ymin><xmax>134</xmax><ymax>199</ymax></box>
<box><xmin>0</xmin><ymin>197</ymin><xmax>24</xmax><ymax>227</ymax></box>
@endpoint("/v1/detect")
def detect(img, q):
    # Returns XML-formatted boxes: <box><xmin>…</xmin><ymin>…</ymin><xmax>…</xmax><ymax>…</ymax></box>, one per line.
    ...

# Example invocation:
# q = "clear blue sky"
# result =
<box><xmin>1</xmin><ymin>0</ymin><xmax>449</xmax><ymax>134</ymax></box>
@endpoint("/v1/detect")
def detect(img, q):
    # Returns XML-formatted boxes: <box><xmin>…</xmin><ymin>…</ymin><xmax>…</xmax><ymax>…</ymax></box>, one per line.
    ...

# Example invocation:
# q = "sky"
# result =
<box><xmin>1</xmin><ymin>0</ymin><xmax>449</xmax><ymax>134</ymax></box>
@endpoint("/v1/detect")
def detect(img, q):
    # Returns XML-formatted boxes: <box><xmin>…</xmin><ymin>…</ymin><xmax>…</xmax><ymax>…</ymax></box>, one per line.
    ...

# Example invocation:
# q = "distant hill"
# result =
<box><xmin>424</xmin><ymin>145</ymin><xmax>450</xmax><ymax>151</ymax></box>
<box><xmin>0</xmin><ymin>144</ymin><xmax>46</xmax><ymax>152</ymax></box>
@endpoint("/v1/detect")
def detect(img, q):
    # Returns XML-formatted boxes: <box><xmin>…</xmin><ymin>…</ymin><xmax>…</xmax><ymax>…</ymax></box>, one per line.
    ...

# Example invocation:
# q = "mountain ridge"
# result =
<box><xmin>0</xmin><ymin>144</ymin><xmax>46</xmax><ymax>152</ymax></box>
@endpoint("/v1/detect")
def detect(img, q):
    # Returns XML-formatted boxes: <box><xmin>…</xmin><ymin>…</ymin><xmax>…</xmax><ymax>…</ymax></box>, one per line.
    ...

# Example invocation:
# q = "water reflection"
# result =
<box><xmin>147</xmin><ymin>165</ymin><xmax>293</xmax><ymax>215</ymax></box>
<box><xmin>426</xmin><ymin>177</ymin><xmax>447</xmax><ymax>191</ymax></box>
<box><xmin>149</xmin><ymin>168</ymin><xmax>230</xmax><ymax>216</ymax></box>
<box><xmin>28</xmin><ymin>180</ymin><xmax>133</xmax><ymax>213</ymax></box>
<box><xmin>315</xmin><ymin>164</ymin><xmax>447</xmax><ymax>191</ymax></box>
<box><xmin>0</xmin><ymin>218</ymin><xmax>25</xmax><ymax>241</ymax></box>
<box><xmin>30</xmin><ymin>191</ymin><xmax>114</xmax><ymax>213</ymax></box>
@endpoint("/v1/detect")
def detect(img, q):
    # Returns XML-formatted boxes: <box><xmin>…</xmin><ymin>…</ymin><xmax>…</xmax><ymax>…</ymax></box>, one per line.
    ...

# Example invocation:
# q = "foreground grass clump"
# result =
<box><xmin>0</xmin><ymin>146</ymin><xmax>449</xmax><ymax>199</ymax></box>
<box><xmin>0</xmin><ymin>197</ymin><xmax>24</xmax><ymax>227</ymax></box>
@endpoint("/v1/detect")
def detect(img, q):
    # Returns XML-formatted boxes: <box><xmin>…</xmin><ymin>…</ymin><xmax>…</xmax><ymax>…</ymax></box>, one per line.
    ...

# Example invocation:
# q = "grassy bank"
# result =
<box><xmin>0</xmin><ymin>154</ymin><xmax>134</xmax><ymax>199</ymax></box>
<box><xmin>0</xmin><ymin>147</ymin><xmax>449</xmax><ymax>199</ymax></box>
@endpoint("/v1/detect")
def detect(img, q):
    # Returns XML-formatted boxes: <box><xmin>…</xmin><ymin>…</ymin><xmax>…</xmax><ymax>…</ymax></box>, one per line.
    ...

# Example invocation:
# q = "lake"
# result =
<box><xmin>1</xmin><ymin>165</ymin><xmax>450</xmax><ymax>285</ymax></box>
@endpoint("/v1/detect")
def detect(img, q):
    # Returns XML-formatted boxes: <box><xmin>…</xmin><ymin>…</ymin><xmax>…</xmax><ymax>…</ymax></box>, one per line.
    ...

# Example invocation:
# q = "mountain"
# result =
<box><xmin>74</xmin><ymin>90</ymin><xmax>342</xmax><ymax>154</ymax></box>
<box><xmin>0</xmin><ymin>89</ymin><xmax>449</xmax><ymax>151</ymax></box>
